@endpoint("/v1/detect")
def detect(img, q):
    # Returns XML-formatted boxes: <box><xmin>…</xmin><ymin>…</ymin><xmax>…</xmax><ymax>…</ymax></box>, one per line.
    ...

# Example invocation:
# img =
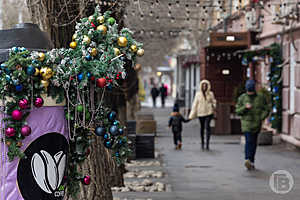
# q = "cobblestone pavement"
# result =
<box><xmin>114</xmin><ymin>106</ymin><xmax>300</xmax><ymax>200</ymax></box>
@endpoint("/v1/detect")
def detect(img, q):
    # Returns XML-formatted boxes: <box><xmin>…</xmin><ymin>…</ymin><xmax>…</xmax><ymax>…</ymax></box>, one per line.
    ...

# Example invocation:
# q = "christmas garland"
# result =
<box><xmin>242</xmin><ymin>43</ymin><xmax>282</xmax><ymax>132</ymax></box>
<box><xmin>0</xmin><ymin>6</ymin><xmax>143</xmax><ymax>198</ymax></box>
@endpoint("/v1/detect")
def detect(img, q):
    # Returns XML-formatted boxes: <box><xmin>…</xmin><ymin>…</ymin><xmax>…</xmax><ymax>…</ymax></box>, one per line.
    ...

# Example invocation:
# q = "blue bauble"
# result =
<box><xmin>275</xmin><ymin>96</ymin><xmax>280</xmax><ymax>101</ymax></box>
<box><xmin>5</xmin><ymin>75</ymin><xmax>11</xmax><ymax>82</ymax></box>
<box><xmin>108</xmin><ymin>111</ymin><xmax>117</xmax><ymax>121</ymax></box>
<box><xmin>13</xmin><ymin>79</ymin><xmax>19</xmax><ymax>85</ymax></box>
<box><xmin>241</xmin><ymin>57</ymin><xmax>248</xmax><ymax>66</ymax></box>
<box><xmin>95</xmin><ymin>126</ymin><xmax>106</xmax><ymax>136</ymax></box>
<box><xmin>103</xmin><ymin>133</ymin><xmax>110</xmax><ymax>140</ymax></box>
<box><xmin>12</xmin><ymin>47</ymin><xmax>18</xmax><ymax>53</ymax></box>
<box><xmin>4</xmin><ymin>67</ymin><xmax>10</xmax><ymax>74</ymax></box>
<box><xmin>86</xmin><ymin>54</ymin><xmax>92</xmax><ymax>61</ymax></box>
<box><xmin>107</xmin><ymin>84</ymin><xmax>113</xmax><ymax>90</ymax></box>
<box><xmin>115</xmin><ymin>152</ymin><xmax>120</xmax><ymax>157</ymax></box>
<box><xmin>32</xmin><ymin>60</ymin><xmax>38</xmax><ymax>64</ymax></box>
<box><xmin>113</xmin><ymin>121</ymin><xmax>120</xmax><ymax>126</ymax></box>
<box><xmin>77</xmin><ymin>73</ymin><xmax>83</xmax><ymax>81</ymax></box>
<box><xmin>15</xmin><ymin>84</ymin><xmax>23</xmax><ymax>92</ymax></box>
<box><xmin>19</xmin><ymin>47</ymin><xmax>26</xmax><ymax>52</ymax></box>
<box><xmin>0</xmin><ymin>63</ymin><xmax>6</xmax><ymax>69</ymax></box>
<box><xmin>273</xmin><ymin>86</ymin><xmax>279</xmax><ymax>93</ymax></box>
<box><xmin>118</xmin><ymin>128</ymin><xmax>124</xmax><ymax>135</ymax></box>
<box><xmin>118</xmin><ymin>139</ymin><xmax>123</xmax><ymax>145</ymax></box>
<box><xmin>26</xmin><ymin>65</ymin><xmax>35</xmax><ymax>75</ymax></box>
<box><xmin>269</xmin><ymin>57</ymin><xmax>274</xmax><ymax>63</ymax></box>
<box><xmin>110</xmin><ymin>125</ymin><xmax>118</xmax><ymax>136</ymax></box>
<box><xmin>104</xmin><ymin>140</ymin><xmax>112</xmax><ymax>148</ymax></box>
<box><xmin>87</xmin><ymin>72</ymin><xmax>91</xmax><ymax>79</ymax></box>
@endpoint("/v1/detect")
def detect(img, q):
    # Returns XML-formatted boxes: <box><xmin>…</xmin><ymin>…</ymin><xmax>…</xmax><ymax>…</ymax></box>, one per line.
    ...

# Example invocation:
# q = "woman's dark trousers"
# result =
<box><xmin>199</xmin><ymin>115</ymin><xmax>213</xmax><ymax>150</ymax></box>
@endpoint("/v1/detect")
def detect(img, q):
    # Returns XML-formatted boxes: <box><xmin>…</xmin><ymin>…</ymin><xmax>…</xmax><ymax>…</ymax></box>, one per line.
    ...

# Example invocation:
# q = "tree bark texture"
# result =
<box><xmin>25</xmin><ymin>1</ymin><xmax>129</xmax><ymax>199</ymax></box>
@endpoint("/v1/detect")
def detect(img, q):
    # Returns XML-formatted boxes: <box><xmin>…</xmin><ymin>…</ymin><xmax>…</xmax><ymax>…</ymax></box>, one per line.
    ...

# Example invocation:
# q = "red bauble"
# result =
<box><xmin>96</xmin><ymin>78</ymin><xmax>106</xmax><ymax>88</ymax></box>
<box><xmin>19</xmin><ymin>99</ymin><xmax>29</xmax><ymax>109</ymax></box>
<box><xmin>83</xmin><ymin>175</ymin><xmax>91</xmax><ymax>185</ymax></box>
<box><xmin>5</xmin><ymin>127</ymin><xmax>16</xmax><ymax>137</ymax></box>
<box><xmin>91</xmin><ymin>76</ymin><xmax>95</xmax><ymax>81</ymax></box>
<box><xmin>12</xmin><ymin>110</ymin><xmax>22</xmax><ymax>120</ymax></box>
<box><xmin>91</xmin><ymin>22</ymin><xmax>96</xmax><ymax>28</ymax></box>
<box><xmin>34</xmin><ymin>97</ymin><xmax>44</xmax><ymax>108</ymax></box>
<box><xmin>21</xmin><ymin>125</ymin><xmax>31</xmax><ymax>136</ymax></box>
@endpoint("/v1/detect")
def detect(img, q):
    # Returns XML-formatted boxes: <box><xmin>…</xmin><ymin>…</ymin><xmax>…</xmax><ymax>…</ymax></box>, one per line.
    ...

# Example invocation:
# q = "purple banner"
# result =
<box><xmin>0</xmin><ymin>106</ymin><xmax>69</xmax><ymax>200</ymax></box>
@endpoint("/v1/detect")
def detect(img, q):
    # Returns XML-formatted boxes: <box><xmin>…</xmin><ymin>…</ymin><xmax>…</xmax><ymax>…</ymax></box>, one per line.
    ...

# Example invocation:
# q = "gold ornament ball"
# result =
<box><xmin>97</xmin><ymin>16</ymin><xmax>105</xmax><ymax>24</ymax></box>
<box><xmin>117</xmin><ymin>37</ymin><xmax>128</xmax><ymax>47</ymax></box>
<box><xmin>40</xmin><ymin>67</ymin><xmax>47</xmax><ymax>76</ymax></box>
<box><xmin>88</xmin><ymin>15</ymin><xmax>94</xmax><ymax>22</ymax></box>
<box><xmin>38</xmin><ymin>52</ymin><xmax>45</xmax><ymax>61</ymax></box>
<box><xmin>91</xmin><ymin>48</ymin><xmax>98</xmax><ymax>57</ymax></box>
<box><xmin>72</xmin><ymin>33</ymin><xmax>77</xmax><ymax>41</ymax></box>
<box><xmin>16</xmin><ymin>142</ymin><xmax>22</xmax><ymax>147</ymax></box>
<box><xmin>41</xmin><ymin>79</ymin><xmax>50</xmax><ymax>90</ymax></box>
<box><xmin>134</xmin><ymin>64</ymin><xmax>142</xmax><ymax>71</ymax></box>
<box><xmin>44</xmin><ymin>68</ymin><xmax>53</xmax><ymax>80</ymax></box>
<box><xmin>130</xmin><ymin>45</ymin><xmax>138</xmax><ymax>53</ymax></box>
<box><xmin>114</xmin><ymin>48</ymin><xmax>121</xmax><ymax>56</ymax></box>
<box><xmin>34</xmin><ymin>68</ymin><xmax>40</xmax><ymax>76</ymax></box>
<box><xmin>83</xmin><ymin>35</ymin><xmax>91</xmax><ymax>45</ymax></box>
<box><xmin>137</xmin><ymin>49</ymin><xmax>145</xmax><ymax>57</ymax></box>
<box><xmin>70</xmin><ymin>41</ymin><xmax>77</xmax><ymax>49</ymax></box>
<box><xmin>97</xmin><ymin>25</ymin><xmax>107</xmax><ymax>35</ymax></box>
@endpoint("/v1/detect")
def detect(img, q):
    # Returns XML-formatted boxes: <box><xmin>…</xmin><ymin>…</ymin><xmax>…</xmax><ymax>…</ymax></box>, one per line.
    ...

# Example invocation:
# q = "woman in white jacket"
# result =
<box><xmin>189</xmin><ymin>80</ymin><xmax>217</xmax><ymax>150</ymax></box>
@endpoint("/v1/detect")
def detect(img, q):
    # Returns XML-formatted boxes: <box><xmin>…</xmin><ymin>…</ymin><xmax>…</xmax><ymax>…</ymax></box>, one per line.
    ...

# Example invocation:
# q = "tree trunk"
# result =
<box><xmin>25</xmin><ymin>1</ymin><xmax>129</xmax><ymax>199</ymax></box>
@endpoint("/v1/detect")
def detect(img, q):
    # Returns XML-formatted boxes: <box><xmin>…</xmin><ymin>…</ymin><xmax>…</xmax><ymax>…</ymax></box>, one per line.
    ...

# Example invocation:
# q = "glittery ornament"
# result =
<box><xmin>96</xmin><ymin>78</ymin><xmax>106</xmax><ymax>88</ymax></box>
<box><xmin>95</xmin><ymin>126</ymin><xmax>106</xmax><ymax>136</ymax></box>
<box><xmin>108</xmin><ymin>111</ymin><xmax>117</xmax><ymax>121</ymax></box>
<box><xmin>137</xmin><ymin>49</ymin><xmax>145</xmax><ymax>56</ymax></box>
<box><xmin>19</xmin><ymin>99</ymin><xmax>28</xmax><ymax>109</ymax></box>
<box><xmin>117</xmin><ymin>37</ymin><xmax>128</xmax><ymax>47</ymax></box>
<box><xmin>12</xmin><ymin>109</ymin><xmax>22</xmax><ymax>120</ymax></box>
<box><xmin>70</xmin><ymin>41</ymin><xmax>77</xmax><ymax>49</ymax></box>
<box><xmin>97</xmin><ymin>16</ymin><xmax>105</xmax><ymax>23</ymax></box>
<box><xmin>34</xmin><ymin>97</ymin><xmax>44</xmax><ymax>108</ymax></box>
<box><xmin>21</xmin><ymin>125</ymin><xmax>31</xmax><ymax>136</ymax></box>
<box><xmin>5</xmin><ymin>127</ymin><xmax>16</xmax><ymax>137</ymax></box>
<box><xmin>83</xmin><ymin>175</ymin><xmax>91</xmax><ymax>185</ymax></box>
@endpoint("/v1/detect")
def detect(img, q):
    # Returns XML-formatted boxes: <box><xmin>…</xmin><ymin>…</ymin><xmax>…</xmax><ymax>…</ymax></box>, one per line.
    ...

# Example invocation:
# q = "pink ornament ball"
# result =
<box><xmin>83</xmin><ymin>175</ymin><xmax>91</xmax><ymax>185</ymax></box>
<box><xmin>34</xmin><ymin>97</ymin><xmax>44</xmax><ymax>108</ymax></box>
<box><xmin>5</xmin><ymin>127</ymin><xmax>16</xmax><ymax>137</ymax></box>
<box><xmin>19</xmin><ymin>99</ymin><xmax>29</xmax><ymax>109</ymax></box>
<box><xmin>21</xmin><ymin>125</ymin><xmax>31</xmax><ymax>137</ymax></box>
<box><xmin>12</xmin><ymin>110</ymin><xmax>22</xmax><ymax>121</ymax></box>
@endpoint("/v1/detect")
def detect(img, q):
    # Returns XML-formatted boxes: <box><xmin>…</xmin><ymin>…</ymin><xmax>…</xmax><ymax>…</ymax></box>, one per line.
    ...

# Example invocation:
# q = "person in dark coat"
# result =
<box><xmin>168</xmin><ymin>104</ymin><xmax>190</xmax><ymax>150</ymax></box>
<box><xmin>160</xmin><ymin>83</ymin><xmax>167</xmax><ymax>108</ymax></box>
<box><xmin>150</xmin><ymin>84</ymin><xmax>159</xmax><ymax>107</ymax></box>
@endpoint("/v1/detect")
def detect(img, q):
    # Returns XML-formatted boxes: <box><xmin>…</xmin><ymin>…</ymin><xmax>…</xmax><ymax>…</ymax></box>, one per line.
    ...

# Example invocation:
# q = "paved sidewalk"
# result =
<box><xmin>114</xmin><ymin>106</ymin><xmax>300</xmax><ymax>200</ymax></box>
<box><xmin>153</xmin><ymin>107</ymin><xmax>300</xmax><ymax>200</ymax></box>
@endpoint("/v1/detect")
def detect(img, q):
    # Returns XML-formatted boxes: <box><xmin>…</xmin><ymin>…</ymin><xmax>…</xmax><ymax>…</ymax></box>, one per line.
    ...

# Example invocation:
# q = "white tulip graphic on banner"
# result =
<box><xmin>31</xmin><ymin>150</ymin><xmax>66</xmax><ymax>194</ymax></box>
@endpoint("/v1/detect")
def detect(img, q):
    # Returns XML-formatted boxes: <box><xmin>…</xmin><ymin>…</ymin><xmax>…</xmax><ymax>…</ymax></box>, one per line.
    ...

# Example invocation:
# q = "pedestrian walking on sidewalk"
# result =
<box><xmin>235</xmin><ymin>80</ymin><xmax>270</xmax><ymax>170</ymax></box>
<box><xmin>160</xmin><ymin>83</ymin><xmax>167</xmax><ymax>108</ymax></box>
<box><xmin>151</xmin><ymin>84</ymin><xmax>159</xmax><ymax>108</ymax></box>
<box><xmin>168</xmin><ymin>104</ymin><xmax>190</xmax><ymax>150</ymax></box>
<box><xmin>189</xmin><ymin>80</ymin><xmax>217</xmax><ymax>151</ymax></box>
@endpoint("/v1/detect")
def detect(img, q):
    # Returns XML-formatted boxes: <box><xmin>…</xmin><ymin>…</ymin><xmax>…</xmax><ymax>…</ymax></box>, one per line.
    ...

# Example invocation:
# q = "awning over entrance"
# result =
<box><xmin>204</xmin><ymin>32</ymin><xmax>252</xmax><ymax>49</ymax></box>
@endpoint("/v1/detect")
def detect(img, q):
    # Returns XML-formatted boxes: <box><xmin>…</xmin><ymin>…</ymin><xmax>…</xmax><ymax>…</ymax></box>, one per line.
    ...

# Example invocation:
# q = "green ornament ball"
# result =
<box><xmin>86</xmin><ymin>112</ymin><xmax>91</xmax><ymax>120</ymax></box>
<box><xmin>108</xmin><ymin>17</ymin><xmax>116</xmax><ymax>25</ymax></box>
<box><xmin>76</xmin><ymin>105</ymin><xmax>84</xmax><ymax>112</ymax></box>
